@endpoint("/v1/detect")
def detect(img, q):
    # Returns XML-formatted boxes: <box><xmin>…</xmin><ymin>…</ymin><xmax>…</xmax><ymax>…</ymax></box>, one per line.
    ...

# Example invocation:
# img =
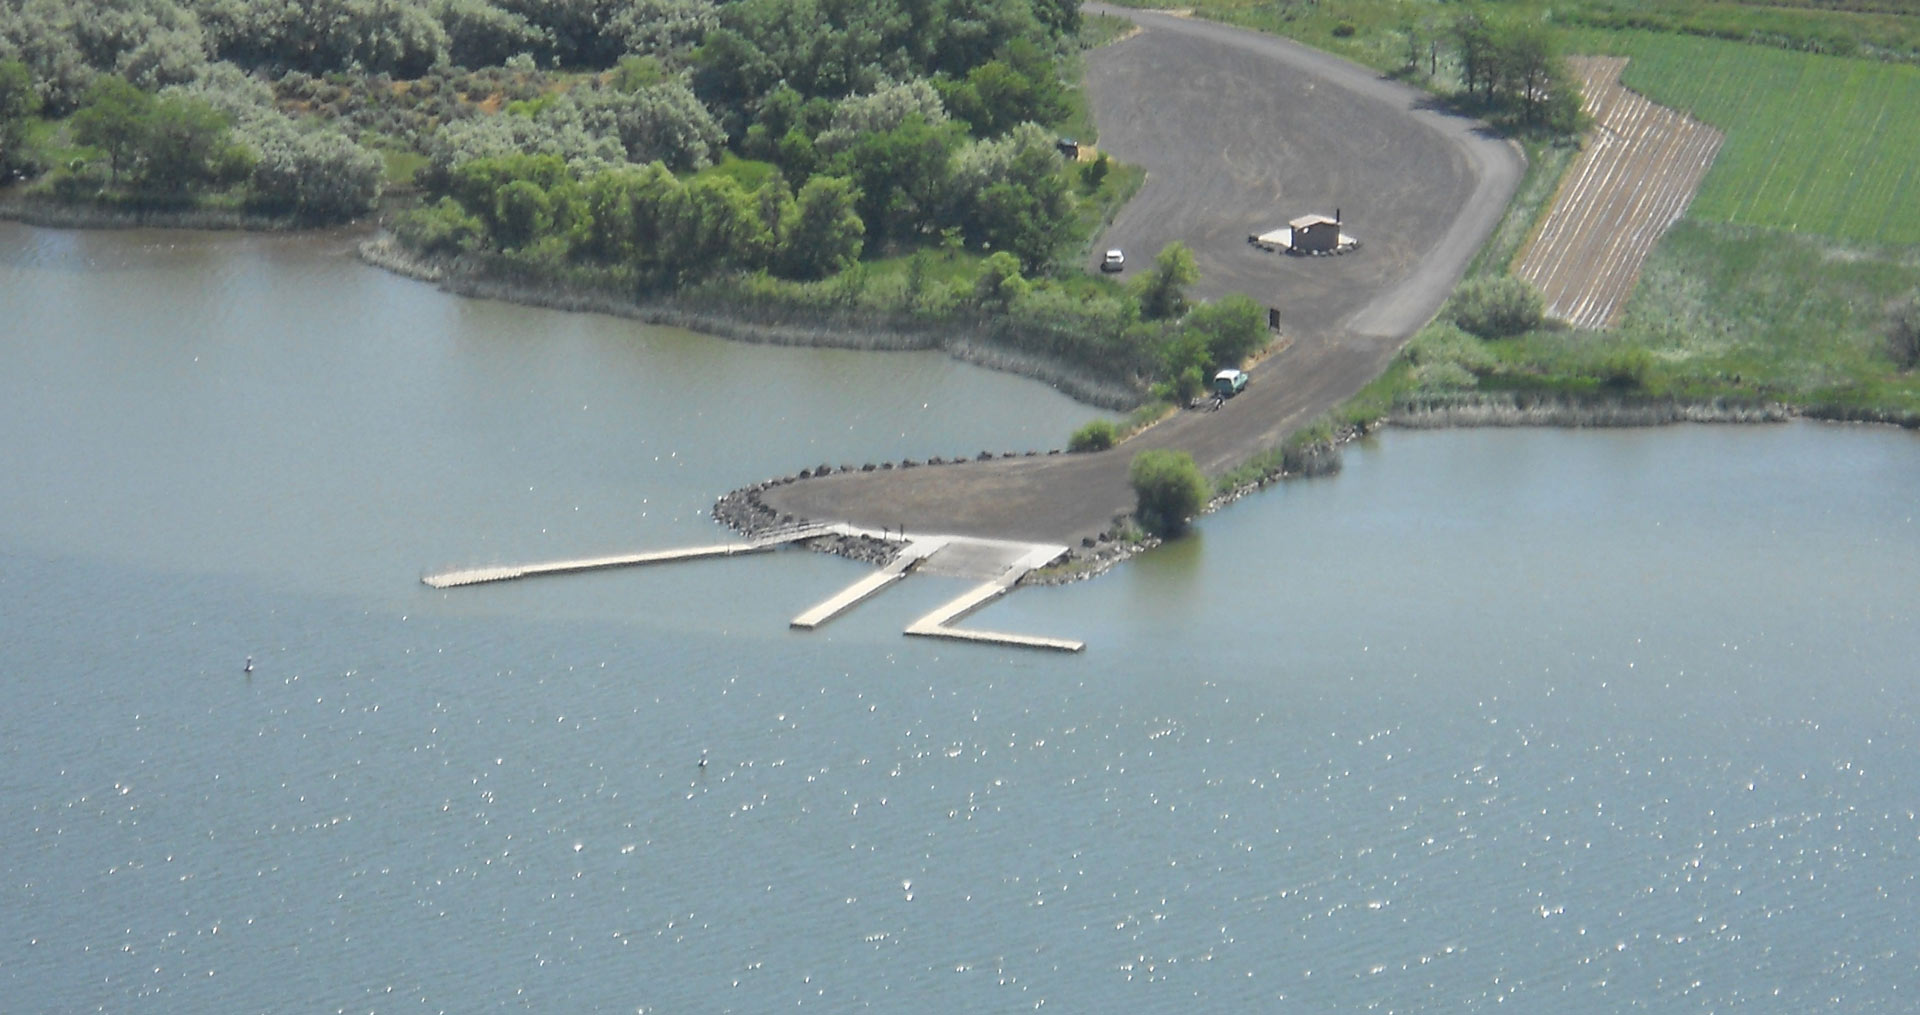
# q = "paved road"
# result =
<box><xmin>757</xmin><ymin>7</ymin><xmax>1524</xmax><ymax>546</ymax></box>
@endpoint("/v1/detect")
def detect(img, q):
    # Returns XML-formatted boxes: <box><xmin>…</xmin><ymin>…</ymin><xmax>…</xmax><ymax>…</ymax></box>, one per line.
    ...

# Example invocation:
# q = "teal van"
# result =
<box><xmin>1212</xmin><ymin>368</ymin><xmax>1248</xmax><ymax>397</ymax></box>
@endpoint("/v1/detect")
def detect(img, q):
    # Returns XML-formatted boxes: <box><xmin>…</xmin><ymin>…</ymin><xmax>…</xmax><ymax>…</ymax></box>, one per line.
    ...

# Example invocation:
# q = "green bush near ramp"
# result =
<box><xmin>1129</xmin><ymin>449</ymin><xmax>1209</xmax><ymax>538</ymax></box>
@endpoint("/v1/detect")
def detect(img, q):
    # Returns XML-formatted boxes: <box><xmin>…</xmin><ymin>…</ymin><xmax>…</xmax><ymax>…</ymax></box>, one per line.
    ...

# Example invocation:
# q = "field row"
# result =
<box><xmin>1514</xmin><ymin>57</ymin><xmax>1724</xmax><ymax>330</ymax></box>
<box><xmin>1591</xmin><ymin>30</ymin><xmax>1920</xmax><ymax>245</ymax></box>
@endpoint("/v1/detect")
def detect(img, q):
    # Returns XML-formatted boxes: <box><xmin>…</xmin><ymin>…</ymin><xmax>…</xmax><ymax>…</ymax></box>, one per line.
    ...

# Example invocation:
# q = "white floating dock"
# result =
<box><xmin>425</xmin><ymin>527</ymin><xmax>1083</xmax><ymax>651</ymax></box>
<box><xmin>790</xmin><ymin>536</ymin><xmax>947</xmax><ymax>628</ymax></box>
<box><xmin>904</xmin><ymin>543</ymin><xmax>1083</xmax><ymax>652</ymax></box>
<box><xmin>422</xmin><ymin>524</ymin><xmax>829</xmax><ymax>588</ymax></box>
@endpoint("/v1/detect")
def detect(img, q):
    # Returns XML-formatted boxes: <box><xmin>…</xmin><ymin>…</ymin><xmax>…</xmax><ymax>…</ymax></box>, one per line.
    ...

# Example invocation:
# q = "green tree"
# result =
<box><xmin>137</xmin><ymin>94</ymin><xmax>239</xmax><ymax>194</ymax></box>
<box><xmin>689</xmin><ymin>27</ymin><xmax>779</xmax><ymax>112</ymax></box>
<box><xmin>1135</xmin><ymin>241</ymin><xmax>1198</xmax><ymax>321</ymax></box>
<box><xmin>1182</xmin><ymin>294</ymin><xmax>1268</xmax><ymax>370</ymax></box>
<box><xmin>678</xmin><ymin>174</ymin><xmax>773</xmax><ymax>276</ymax></box>
<box><xmin>69</xmin><ymin>76</ymin><xmax>154</xmax><ymax>185</ymax></box>
<box><xmin>68</xmin><ymin>75</ymin><xmax>236</xmax><ymax>194</ymax></box>
<box><xmin>1494</xmin><ymin>22</ymin><xmax>1556</xmax><ymax>122</ymax></box>
<box><xmin>493</xmin><ymin>178</ymin><xmax>555</xmax><ymax>251</ymax></box>
<box><xmin>439</xmin><ymin>0</ymin><xmax>547</xmax><ymax>69</ymax></box>
<box><xmin>1156</xmin><ymin>325</ymin><xmax>1209</xmax><ymax>400</ymax></box>
<box><xmin>1128</xmin><ymin>448</ymin><xmax>1209</xmax><ymax>538</ymax></box>
<box><xmin>575</xmin><ymin>166</ymin><xmax>644</xmax><ymax>262</ymax></box>
<box><xmin>448</xmin><ymin>152</ymin><xmax>571</xmax><ymax>232</ymax></box>
<box><xmin>972</xmin><ymin>250</ymin><xmax>1027</xmax><ymax>309</ymax></box>
<box><xmin>963</xmin><ymin>123</ymin><xmax>1071</xmax><ymax>271</ymax></box>
<box><xmin>944</xmin><ymin>39</ymin><xmax>1065</xmax><ymax>138</ymax></box>
<box><xmin>830</xmin><ymin>113</ymin><xmax>957</xmax><ymax>246</ymax></box>
<box><xmin>0</xmin><ymin>60</ymin><xmax>38</xmax><ymax>175</ymax></box>
<box><xmin>395</xmin><ymin>196</ymin><xmax>486</xmax><ymax>257</ymax></box>
<box><xmin>778</xmin><ymin>174</ymin><xmax>864</xmax><ymax>279</ymax></box>
<box><xmin>1451</xmin><ymin>9</ymin><xmax>1496</xmax><ymax>100</ymax></box>
<box><xmin>754</xmin><ymin>176</ymin><xmax>796</xmax><ymax>263</ymax></box>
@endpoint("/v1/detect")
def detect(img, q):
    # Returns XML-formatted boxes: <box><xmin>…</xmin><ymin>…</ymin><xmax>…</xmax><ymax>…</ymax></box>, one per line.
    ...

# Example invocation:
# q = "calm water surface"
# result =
<box><xmin>3</xmin><ymin>223</ymin><xmax>1917</xmax><ymax>1012</ymax></box>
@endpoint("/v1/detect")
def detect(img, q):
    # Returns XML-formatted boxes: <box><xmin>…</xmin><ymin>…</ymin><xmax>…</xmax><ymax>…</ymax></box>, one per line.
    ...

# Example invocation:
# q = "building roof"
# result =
<box><xmin>1289</xmin><ymin>213</ymin><xmax>1339</xmax><ymax>229</ymax></box>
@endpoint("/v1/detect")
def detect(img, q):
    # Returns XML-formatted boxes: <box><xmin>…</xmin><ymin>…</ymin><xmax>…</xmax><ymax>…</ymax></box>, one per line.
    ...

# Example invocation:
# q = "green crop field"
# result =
<box><xmin>1574</xmin><ymin>30</ymin><xmax>1920</xmax><ymax>244</ymax></box>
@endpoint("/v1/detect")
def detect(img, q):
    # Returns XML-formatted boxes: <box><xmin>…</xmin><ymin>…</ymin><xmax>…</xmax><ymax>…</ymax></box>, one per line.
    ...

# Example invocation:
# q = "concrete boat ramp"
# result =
<box><xmin>423</xmin><ymin>526</ymin><xmax>1082</xmax><ymax>652</ymax></box>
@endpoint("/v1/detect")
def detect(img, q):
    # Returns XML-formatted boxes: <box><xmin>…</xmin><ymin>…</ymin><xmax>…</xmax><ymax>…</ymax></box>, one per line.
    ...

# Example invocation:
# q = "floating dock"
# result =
<box><xmin>790</xmin><ymin>536</ymin><xmax>947</xmax><ymax>629</ymax></box>
<box><xmin>904</xmin><ymin>542</ymin><xmax>1082</xmax><ymax>652</ymax></box>
<box><xmin>424</xmin><ymin>526</ymin><xmax>1081</xmax><ymax>651</ymax></box>
<box><xmin>422</xmin><ymin>524</ymin><xmax>829</xmax><ymax>588</ymax></box>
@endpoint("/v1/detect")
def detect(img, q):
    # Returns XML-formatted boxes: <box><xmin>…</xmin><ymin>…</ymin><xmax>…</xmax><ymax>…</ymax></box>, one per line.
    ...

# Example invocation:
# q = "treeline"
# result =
<box><xmin>2</xmin><ymin>0</ymin><xmax>1085</xmax><ymax>234</ymax></box>
<box><xmin>403</xmin><ymin>110</ymin><xmax>1081</xmax><ymax>278</ymax></box>
<box><xmin>400</xmin><ymin>151</ymin><xmax>867</xmax><ymax>284</ymax></box>
<box><xmin>1404</xmin><ymin>8</ymin><xmax>1585</xmax><ymax>132</ymax></box>
<box><xmin>10</xmin><ymin>68</ymin><xmax>384</xmax><ymax>221</ymax></box>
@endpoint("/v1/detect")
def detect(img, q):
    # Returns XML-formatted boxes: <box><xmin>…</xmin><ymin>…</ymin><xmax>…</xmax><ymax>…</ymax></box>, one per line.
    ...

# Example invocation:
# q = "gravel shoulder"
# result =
<box><xmin>756</xmin><ymin>6</ymin><xmax>1525</xmax><ymax>547</ymax></box>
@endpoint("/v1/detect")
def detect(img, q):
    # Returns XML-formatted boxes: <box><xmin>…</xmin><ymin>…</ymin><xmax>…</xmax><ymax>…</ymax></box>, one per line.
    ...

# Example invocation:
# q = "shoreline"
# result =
<box><xmin>0</xmin><ymin>193</ymin><xmax>303</xmax><ymax>232</ymax></box>
<box><xmin>357</xmin><ymin>235</ymin><xmax>1147</xmax><ymax>411</ymax></box>
<box><xmin>718</xmin><ymin>396</ymin><xmax>1916</xmax><ymax>587</ymax></box>
<box><xmin>11</xmin><ymin>207</ymin><xmax>1913</xmax><ymax>587</ymax></box>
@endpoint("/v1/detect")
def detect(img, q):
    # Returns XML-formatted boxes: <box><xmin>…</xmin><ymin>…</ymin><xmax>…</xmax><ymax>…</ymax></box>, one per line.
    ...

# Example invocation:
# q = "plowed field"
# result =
<box><xmin>1513</xmin><ymin>57</ymin><xmax>1723</xmax><ymax>330</ymax></box>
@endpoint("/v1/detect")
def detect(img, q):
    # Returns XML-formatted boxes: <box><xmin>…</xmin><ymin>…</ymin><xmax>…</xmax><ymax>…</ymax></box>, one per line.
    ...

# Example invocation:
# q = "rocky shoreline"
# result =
<box><xmin>708</xmin><ymin>451</ymin><xmax>1155</xmax><ymax>585</ymax></box>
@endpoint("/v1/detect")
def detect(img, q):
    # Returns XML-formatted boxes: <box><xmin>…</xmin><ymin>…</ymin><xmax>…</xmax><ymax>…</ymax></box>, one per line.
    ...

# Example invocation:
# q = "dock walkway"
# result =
<box><xmin>422</xmin><ymin>523</ymin><xmax>830</xmax><ymax>588</ymax></box>
<box><xmin>904</xmin><ymin>542</ymin><xmax>1081</xmax><ymax>652</ymax></box>
<box><xmin>424</xmin><ymin>526</ymin><xmax>1080</xmax><ymax>651</ymax></box>
<box><xmin>790</xmin><ymin>536</ymin><xmax>947</xmax><ymax>629</ymax></box>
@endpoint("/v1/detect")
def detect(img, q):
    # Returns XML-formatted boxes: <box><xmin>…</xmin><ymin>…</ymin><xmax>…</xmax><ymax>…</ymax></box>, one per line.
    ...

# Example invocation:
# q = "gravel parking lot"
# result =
<box><xmin>755</xmin><ymin>6</ymin><xmax>1524</xmax><ymax>546</ymax></box>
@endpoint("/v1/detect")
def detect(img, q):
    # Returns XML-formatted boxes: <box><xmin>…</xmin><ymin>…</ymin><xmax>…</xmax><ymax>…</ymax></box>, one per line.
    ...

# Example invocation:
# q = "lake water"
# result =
<box><xmin>4</xmin><ymin>222</ymin><xmax>1917</xmax><ymax>1012</ymax></box>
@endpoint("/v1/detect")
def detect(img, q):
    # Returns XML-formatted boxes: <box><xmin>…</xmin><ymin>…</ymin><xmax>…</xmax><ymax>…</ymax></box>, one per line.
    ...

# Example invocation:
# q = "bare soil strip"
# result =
<box><xmin>1514</xmin><ymin>57</ymin><xmax>1724</xmax><ymax>330</ymax></box>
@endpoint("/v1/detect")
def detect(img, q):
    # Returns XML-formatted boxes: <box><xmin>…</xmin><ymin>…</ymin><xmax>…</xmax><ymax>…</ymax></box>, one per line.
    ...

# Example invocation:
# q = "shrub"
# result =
<box><xmin>1078</xmin><ymin>152</ymin><xmax>1109</xmax><ymax>190</ymax></box>
<box><xmin>1597</xmin><ymin>344</ymin><xmax>1655</xmax><ymax>390</ymax></box>
<box><xmin>1068</xmin><ymin>419</ymin><xmax>1116</xmax><ymax>452</ymax></box>
<box><xmin>1888</xmin><ymin>292</ymin><xmax>1920</xmax><ymax>370</ymax></box>
<box><xmin>1450</xmin><ymin>275</ymin><xmax>1545</xmax><ymax>338</ymax></box>
<box><xmin>395</xmin><ymin>196</ymin><xmax>485</xmax><ymax>257</ymax></box>
<box><xmin>1181</xmin><ymin>293</ymin><xmax>1267</xmax><ymax>370</ymax></box>
<box><xmin>1413</xmin><ymin>360</ymin><xmax>1478</xmax><ymax>390</ymax></box>
<box><xmin>1128</xmin><ymin>448</ymin><xmax>1209</xmax><ymax>538</ymax></box>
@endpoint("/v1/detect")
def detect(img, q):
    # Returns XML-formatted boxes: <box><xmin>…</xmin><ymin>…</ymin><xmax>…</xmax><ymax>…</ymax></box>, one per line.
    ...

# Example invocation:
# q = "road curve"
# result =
<box><xmin>754</xmin><ymin>7</ymin><xmax>1524</xmax><ymax>546</ymax></box>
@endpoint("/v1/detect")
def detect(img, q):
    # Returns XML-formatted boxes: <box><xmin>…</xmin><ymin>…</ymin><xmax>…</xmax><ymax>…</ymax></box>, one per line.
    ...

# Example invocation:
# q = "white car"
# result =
<box><xmin>1100</xmin><ymin>249</ymin><xmax>1125</xmax><ymax>272</ymax></box>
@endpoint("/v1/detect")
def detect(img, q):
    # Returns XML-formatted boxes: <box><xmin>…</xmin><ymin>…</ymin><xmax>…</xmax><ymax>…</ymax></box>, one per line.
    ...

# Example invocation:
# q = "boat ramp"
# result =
<box><xmin>423</xmin><ymin>525</ymin><xmax>1082</xmax><ymax>652</ymax></box>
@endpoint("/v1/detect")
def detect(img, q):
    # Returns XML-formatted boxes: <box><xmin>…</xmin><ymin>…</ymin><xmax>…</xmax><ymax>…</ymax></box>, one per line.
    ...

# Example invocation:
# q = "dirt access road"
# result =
<box><xmin>755</xmin><ymin>6</ymin><xmax>1524</xmax><ymax>546</ymax></box>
